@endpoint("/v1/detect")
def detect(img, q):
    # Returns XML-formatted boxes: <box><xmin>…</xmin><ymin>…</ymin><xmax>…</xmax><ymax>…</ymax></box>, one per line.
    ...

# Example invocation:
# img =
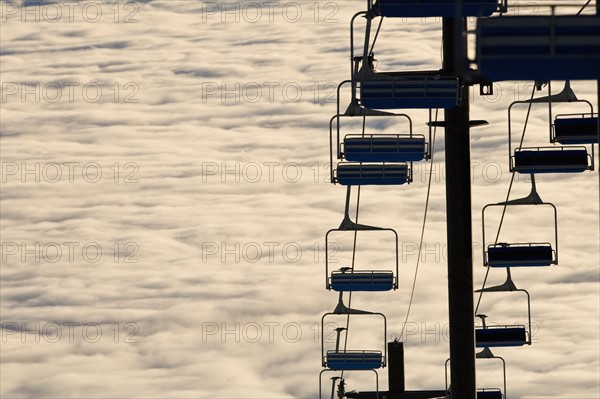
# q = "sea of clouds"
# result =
<box><xmin>1</xmin><ymin>0</ymin><xmax>598</xmax><ymax>398</ymax></box>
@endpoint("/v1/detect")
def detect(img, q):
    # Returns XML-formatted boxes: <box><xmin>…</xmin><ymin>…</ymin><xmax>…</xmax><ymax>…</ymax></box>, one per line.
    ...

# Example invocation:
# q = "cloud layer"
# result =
<box><xmin>1</xmin><ymin>1</ymin><xmax>598</xmax><ymax>398</ymax></box>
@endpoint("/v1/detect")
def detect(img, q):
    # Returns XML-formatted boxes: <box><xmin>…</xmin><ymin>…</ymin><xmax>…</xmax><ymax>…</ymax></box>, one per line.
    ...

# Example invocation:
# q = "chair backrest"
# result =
<box><xmin>554</xmin><ymin>116</ymin><xmax>599</xmax><ymax>144</ymax></box>
<box><xmin>344</xmin><ymin>135</ymin><xmax>427</xmax><ymax>162</ymax></box>
<box><xmin>476</xmin><ymin>326</ymin><xmax>527</xmax><ymax>348</ymax></box>
<box><xmin>513</xmin><ymin>148</ymin><xmax>590</xmax><ymax>174</ymax></box>
<box><xmin>326</xmin><ymin>350</ymin><xmax>383</xmax><ymax>370</ymax></box>
<box><xmin>360</xmin><ymin>75</ymin><xmax>460</xmax><ymax>109</ymax></box>
<box><xmin>487</xmin><ymin>243</ymin><xmax>554</xmax><ymax>267</ymax></box>
<box><xmin>477</xmin><ymin>16</ymin><xmax>600</xmax><ymax>81</ymax></box>
<box><xmin>330</xmin><ymin>270</ymin><xmax>396</xmax><ymax>292</ymax></box>
<box><xmin>375</xmin><ymin>0</ymin><xmax>499</xmax><ymax>18</ymax></box>
<box><xmin>336</xmin><ymin>163</ymin><xmax>411</xmax><ymax>186</ymax></box>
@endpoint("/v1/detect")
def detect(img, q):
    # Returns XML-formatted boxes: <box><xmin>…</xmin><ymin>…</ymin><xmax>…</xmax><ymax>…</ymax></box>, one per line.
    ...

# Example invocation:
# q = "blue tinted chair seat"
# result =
<box><xmin>336</xmin><ymin>163</ymin><xmax>410</xmax><ymax>185</ymax></box>
<box><xmin>330</xmin><ymin>270</ymin><xmax>395</xmax><ymax>292</ymax></box>
<box><xmin>343</xmin><ymin>135</ymin><xmax>427</xmax><ymax>162</ymax></box>
<box><xmin>554</xmin><ymin>116</ymin><xmax>599</xmax><ymax>144</ymax></box>
<box><xmin>373</xmin><ymin>0</ymin><xmax>499</xmax><ymax>17</ymax></box>
<box><xmin>477</xmin><ymin>389</ymin><xmax>503</xmax><ymax>399</ymax></box>
<box><xmin>326</xmin><ymin>350</ymin><xmax>383</xmax><ymax>370</ymax></box>
<box><xmin>477</xmin><ymin>16</ymin><xmax>600</xmax><ymax>81</ymax></box>
<box><xmin>360</xmin><ymin>75</ymin><xmax>460</xmax><ymax>109</ymax></box>
<box><xmin>512</xmin><ymin>147</ymin><xmax>590</xmax><ymax>174</ymax></box>
<box><xmin>476</xmin><ymin>326</ymin><xmax>527</xmax><ymax>348</ymax></box>
<box><xmin>487</xmin><ymin>243</ymin><xmax>554</xmax><ymax>267</ymax></box>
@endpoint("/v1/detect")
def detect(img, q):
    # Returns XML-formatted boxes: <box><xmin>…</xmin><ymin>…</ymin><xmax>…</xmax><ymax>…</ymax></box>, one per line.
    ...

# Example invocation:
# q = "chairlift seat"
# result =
<box><xmin>330</xmin><ymin>270</ymin><xmax>395</xmax><ymax>291</ymax></box>
<box><xmin>344</xmin><ymin>135</ymin><xmax>427</xmax><ymax>162</ymax></box>
<box><xmin>326</xmin><ymin>350</ymin><xmax>383</xmax><ymax>370</ymax></box>
<box><xmin>360</xmin><ymin>75</ymin><xmax>460</xmax><ymax>110</ymax></box>
<box><xmin>477</xmin><ymin>16</ymin><xmax>600</xmax><ymax>81</ymax></box>
<box><xmin>476</xmin><ymin>326</ymin><xmax>527</xmax><ymax>348</ymax></box>
<box><xmin>477</xmin><ymin>389</ymin><xmax>503</xmax><ymax>399</ymax></box>
<box><xmin>512</xmin><ymin>147</ymin><xmax>590</xmax><ymax>174</ymax></box>
<box><xmin>554</xmin><ymin>116</ymin><xmax>599</xmax><ymax>144</ymax></box>
<box><xmin>336</xmin><ymin>163</ymin><xmax>410</xmax><ymax>185</ymax></box>
<box><xmin>487</xmin><ymin>243</ymin><xmax>554</xmax><ymax>267</ymax></box>
<box><xmin>373</xmin><ymin>0</ymin><xmax>499</xmax><ymax>18</ymax></box>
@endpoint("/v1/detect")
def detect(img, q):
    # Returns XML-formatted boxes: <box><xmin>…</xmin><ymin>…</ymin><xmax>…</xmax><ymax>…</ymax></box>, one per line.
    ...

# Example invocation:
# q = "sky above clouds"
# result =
<box><xmin>0</xmin><ymin>0</ymin><xmax>598</xmax><ymax>398</ymax></box>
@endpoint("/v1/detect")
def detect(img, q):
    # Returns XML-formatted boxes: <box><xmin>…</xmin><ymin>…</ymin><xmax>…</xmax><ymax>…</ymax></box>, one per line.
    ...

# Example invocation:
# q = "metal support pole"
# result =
<box><xmin>442</xmin><ymin>17</ymin><xmax>476</xmax><ymax>399</ymax></box>
<box><xmin>388</xmin><ymin>341</ymin><xmax>405</xmax><ymax>394</ymax></box>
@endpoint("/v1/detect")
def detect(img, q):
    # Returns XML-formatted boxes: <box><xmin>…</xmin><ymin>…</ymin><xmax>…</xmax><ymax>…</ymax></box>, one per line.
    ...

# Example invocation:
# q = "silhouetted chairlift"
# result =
<box><xmin>321</xmin><ymin>314</ymin><xmax>387</xmax><ymax>370</ymax></box>
<box><xmin>326</xmin><ymin>196</ymin><xmax>399</xmax><ymax>290</ymax></box>
<box><xmin>329</xmin><ymin>110</ymin><xmax>428</xmax><ymax>163</ymax></box>
<box><xmin>482</xmin><ymin>179</ymin><xmax>558</xmax><ymax>268</ymax></box>
<box><xmin>476</xmin><ymin>347</ymin><xmax>507</xmax><ymax>399</ymax></box>
<box><xmin>476</xmin><ymin>14</ymin><xmax>600</xmax><ymax>81</ymax></box>
<box><xmin>508</xmin><ymin>83</ymin><xmax>594</xmax><ymax>174</ymax></box>
<box><xmin>329</xmin><ymin>114</ymin><xmax>431</xmax><ymax>185</ymax></box>
<box><xmin>329</xmin><ymin>91</ymin><xmax>422</xmax><ymax>186</ymax></box>
<box><xmin>446</xmin><ymin>352</ymin><xmax>506</xmax><ymax>399</ymax></box>
<box><xmin>346</xmin><ymin>12</ymin><xmax>461</xmax><ymax>111</ymax></box>
<box><xmin>475</xmin><ymin>272</ymin><xmax>533</xmax><ymax>347</ymax></box>
<box><xmin>535</xmin><ymin>80</ymin><xmax>597</xmax><ymax>156</ymax></box>
<box><xmin>329</xmin><ymin>104</ymin><xmax>417</xmax><ymax>183</ymax></box>
<box><xmin>369</xmin><ymin>0</ymin><xmax>502</xmax><ymax>18</ymax></box>
<box><xmin>326</xmin><ymin>11</ymin><xmax>448</xmax><ymax>185</ymax></box>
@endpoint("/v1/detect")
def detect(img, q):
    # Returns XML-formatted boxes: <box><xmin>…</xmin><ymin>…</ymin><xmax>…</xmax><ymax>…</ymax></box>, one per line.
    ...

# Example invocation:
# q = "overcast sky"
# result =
<box><xmin>1</xmin><ymin>1</ymin><xmax>599</xmax><ymax>398</ymax></box>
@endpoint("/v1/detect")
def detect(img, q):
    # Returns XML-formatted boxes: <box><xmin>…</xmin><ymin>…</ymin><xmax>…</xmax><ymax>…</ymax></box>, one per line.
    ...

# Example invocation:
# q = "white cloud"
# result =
<box><xmin>1</xmin><ymin>1</ymin><xmax>598</xmax><ymax>398</ymax></box>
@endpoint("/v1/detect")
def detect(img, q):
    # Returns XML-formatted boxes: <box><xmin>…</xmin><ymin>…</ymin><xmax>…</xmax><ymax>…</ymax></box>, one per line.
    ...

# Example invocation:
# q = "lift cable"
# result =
<box><xmin>400</xmin><ymin>109</ymin><xmax>439</xmax><ymax>340</ymax></box>
<box><xmin>475</xmin><ymin>84</ymin><xmax>537</xmax><ymax>314</ymax></box>
<box><xmin>576</xmin><ymin>0</ymin><xmax>593</xmax><ymax>15</ymax></box>
<box><xmin>340</xmin><ymin>116</ymin><xmax>367</xmax><ymax>380</ymax></box>
<box><xmin>369</xmin><ymin>17</ymin><xmax>384</xmax><ymax>57</ymax></box>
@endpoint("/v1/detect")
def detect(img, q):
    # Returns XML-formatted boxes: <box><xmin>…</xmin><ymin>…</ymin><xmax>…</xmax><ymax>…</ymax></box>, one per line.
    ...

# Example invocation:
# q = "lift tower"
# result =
<box><xmin>442</xmin><ymin>14</ymin><xmax>477</xmax><ymax>399</ymax></box>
